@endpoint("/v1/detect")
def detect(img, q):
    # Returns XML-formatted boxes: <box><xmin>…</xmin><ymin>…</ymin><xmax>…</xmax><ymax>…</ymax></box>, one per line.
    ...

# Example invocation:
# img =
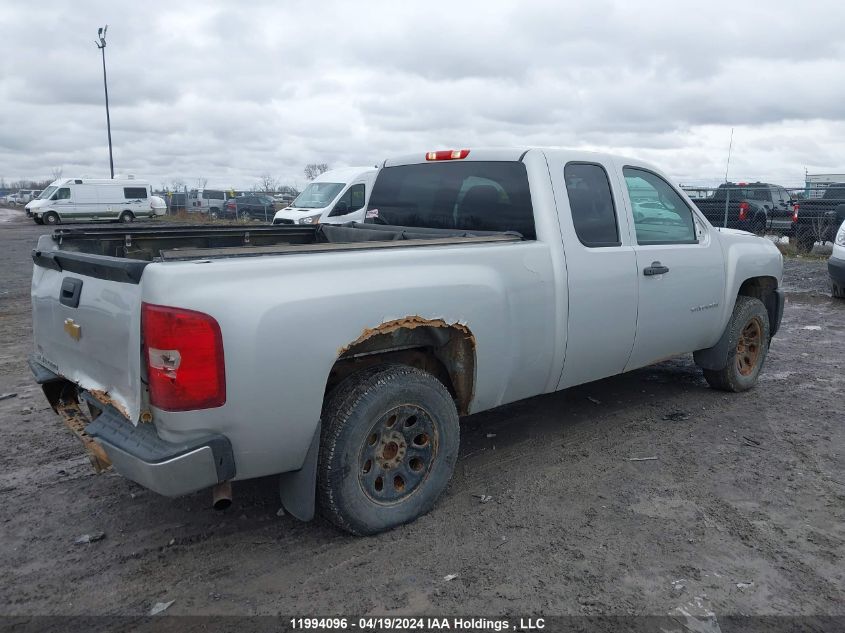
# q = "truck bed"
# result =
<box><xmin>32</xmin><ymin>223</ymin><xmax>522</xmax><ymax>282</ymax></box>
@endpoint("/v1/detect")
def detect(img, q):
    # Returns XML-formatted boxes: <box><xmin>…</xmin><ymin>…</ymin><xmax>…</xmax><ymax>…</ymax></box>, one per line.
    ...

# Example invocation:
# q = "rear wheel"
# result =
<box><xmin>119</xmin><ymin>210</ymin><xmax>134</xmax><ymax>223</ymax></box>
<box><xmin>317</xmin><ymin>365</ymin><xmax>460</xmax><ymax>535</ymax></box>
<box><xmin>833</xmin><ymin>281</ymin><xmax>845</xmax><ymax>299</ymax></box>
<box><xmin>209</xmin><ymin>209</ymin><xmax>219</xmax><ymax>220</ymax></box>
<box><xmin>240</xmin><ymin>209</ymin><xmax>251</xmax><ymax>221</ymax></box>
<box><xmin>752</xmin><ymin>214</ymin><xmax>766</xmax><ymax>236</ymax></box>
<box><xmin>702</xmin><ymin>296</ymin><xmax>770</xmax><ymax>392</ymax></box>
<box><xmin>42</xmin><ymin>211</ymin><xmax>60</xmax><ymax>225</ymax></box>
<box><xmin>792</xmin><ymin>228</ymin><xmax>815</xmax><ymax>253</ymax></box>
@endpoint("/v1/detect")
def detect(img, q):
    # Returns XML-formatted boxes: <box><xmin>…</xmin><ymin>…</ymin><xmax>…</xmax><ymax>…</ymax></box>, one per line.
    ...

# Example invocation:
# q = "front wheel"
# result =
<box><xmin>792</xmin><ymin>228</ymin><xmax>815</xmax><ymax>254</ymax></box>
<box><xmin>702</xmin><ymin>296</ymin><xmax>770</xmax><ymax>392</ymax></box>
<box><xmin>33</xmin><ymin>217</ymin><xmax>44</xmax><ymax>225</ymax></box>
<box><xmin>317</xmin><ymin>365</ymin><xmax>460</xmax><ymax>535</ymax></box>
<box><xmin>42</xmin><ymin>211</ymin><xmax>60</xmax><ymax>225</ymax></box>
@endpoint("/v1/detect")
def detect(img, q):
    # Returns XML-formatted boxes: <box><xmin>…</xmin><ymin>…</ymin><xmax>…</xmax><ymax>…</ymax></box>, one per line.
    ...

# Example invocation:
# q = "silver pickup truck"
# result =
<box><xmin>30</xmin><ymin>148</ymin><xmax>784</xmax><ymax>535</ymax></box>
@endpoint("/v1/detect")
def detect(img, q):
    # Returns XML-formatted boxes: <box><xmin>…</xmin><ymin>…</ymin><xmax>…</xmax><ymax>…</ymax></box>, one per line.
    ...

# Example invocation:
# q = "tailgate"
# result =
<box><xmin>31</xmin><ymin>239</ymin><xmax>145</xmax><ymax>422</ymax></box>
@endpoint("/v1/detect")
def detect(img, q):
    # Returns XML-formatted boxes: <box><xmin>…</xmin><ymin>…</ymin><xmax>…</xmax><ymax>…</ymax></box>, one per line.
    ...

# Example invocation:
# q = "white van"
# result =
<box><xmin>187</xmin><ymin>189</ymin><xmax>231</xmax><ymax>218</ymax></box>
<box><xmin>25</xmin><ymin>178</ymin><xmax>161</xmax><ymax>225</ymax></box>
<box><xmin>272</xmin><ymin>167</ymin><xmax>376</xmax><ymax>226</ymax></box>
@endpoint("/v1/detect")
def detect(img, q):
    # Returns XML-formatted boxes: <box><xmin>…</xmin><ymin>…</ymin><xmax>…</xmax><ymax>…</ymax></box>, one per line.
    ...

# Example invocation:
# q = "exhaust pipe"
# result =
<box><xmin>212</xmin><ymin>481</ymin><xmax>232</xmax><ymax>510</ymax></box>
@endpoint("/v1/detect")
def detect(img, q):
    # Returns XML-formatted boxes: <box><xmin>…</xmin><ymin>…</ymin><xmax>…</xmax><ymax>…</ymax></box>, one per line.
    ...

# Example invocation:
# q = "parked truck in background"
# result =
<box><xmin>29</xmin><ymin>148</ymin><xmax>784</xmax><ymax>535</ymax></box>
<box><xmin>691</xmin><ymin>182</ymin><xmax>796</xmax><ymax>237</ymax></box>
<box><xmin>792</xmin><ymin>183</ymin><xmax>845</xmax><ymax>253</ymax></box>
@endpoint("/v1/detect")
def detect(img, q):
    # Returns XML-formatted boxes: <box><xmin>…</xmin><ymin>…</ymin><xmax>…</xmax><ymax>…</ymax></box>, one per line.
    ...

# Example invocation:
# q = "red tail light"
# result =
<box><xmin>792</xmin><ymin>204</ymin><xmax>799</xmax><ymax>222</ymax></box>
<box><xmin>426</xmin><ymin>149</ymin><xmax>470</xmax><ymax>161</ymax></box>
<box><xmin>226</xmin><ymin>201</ymin><xmax>236</xmax><ymax>210</ymax></box>
<box><xmin>142</xmin><ymin>303</ymin><xmax>225</xmax><ymax>411</ymax></box>
<box><xmin>738</xmin><ymin>201</ymin><xmax>749</xmax><ymax>221</ymax></box>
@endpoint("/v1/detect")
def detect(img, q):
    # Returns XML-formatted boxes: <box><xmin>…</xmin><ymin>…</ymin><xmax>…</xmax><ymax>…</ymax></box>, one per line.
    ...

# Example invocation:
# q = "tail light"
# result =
<box><xmin>226</xmin><ymin>201</ymin><xmax>236</xmax><ymax>210</ymax></box>
<box><xmin>738</xmin><ymin>201</ymin><xmax>749</xmax><ymax>221</ymax></box>
<box><xmin>792</xmin><ymin>204</ymin><xmax>799</xmax><ymax>223</ymax></box>
<box><xmin>142</xmin><ymin>303</ymin><xmax>225</xmax><ymax>411</ymax></box>
<box><xmin>426</xmin><ymin>149</ymin><xmax>470</xmax><ymax>161</ymax></box>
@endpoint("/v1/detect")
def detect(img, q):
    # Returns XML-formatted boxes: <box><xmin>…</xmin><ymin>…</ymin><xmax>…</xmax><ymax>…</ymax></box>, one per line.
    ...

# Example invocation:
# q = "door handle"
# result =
<box><xmin>643</xmin><ymin>261</ymin><xmax>669</xmax><ymax>276</ymax></box>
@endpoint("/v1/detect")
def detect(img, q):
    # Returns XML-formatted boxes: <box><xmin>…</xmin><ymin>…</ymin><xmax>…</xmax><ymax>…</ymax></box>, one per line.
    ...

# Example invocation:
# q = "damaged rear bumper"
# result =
<box><xmin>30</xmin><ymin>356</ymin><xmax>235</xmax><ymax>497</ymax></box>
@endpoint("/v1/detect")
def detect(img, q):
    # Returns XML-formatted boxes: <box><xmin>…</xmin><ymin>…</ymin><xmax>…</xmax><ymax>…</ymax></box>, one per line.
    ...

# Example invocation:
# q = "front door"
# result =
<box><xmin>551</xmin><ymin>160</ymin><xmax>639</xmax><ymax>389</ymax></box>
<box><xmin>51</xmin><ymin>187</ymin><xmax>75</xmax><ymax>219</ymax></box>
<box><xmin>620</xmin><ymin>166</ymin><xmax>726</xmax><ymax>370</ymax></box>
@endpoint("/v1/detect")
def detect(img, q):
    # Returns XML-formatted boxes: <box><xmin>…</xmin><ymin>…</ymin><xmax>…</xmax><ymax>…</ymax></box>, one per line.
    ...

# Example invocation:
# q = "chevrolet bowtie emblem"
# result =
<box><xmin>64</xmin><ymin>318</ymin><xmax>81</xmax><ymax>341</ymax></box>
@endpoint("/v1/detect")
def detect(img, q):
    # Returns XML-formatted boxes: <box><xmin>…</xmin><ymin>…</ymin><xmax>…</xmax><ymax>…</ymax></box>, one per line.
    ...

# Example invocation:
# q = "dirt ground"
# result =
<box><xmin>0</xmin><ymin>208</ymin><xmax>842</xmax><ymax>621</ymax></box>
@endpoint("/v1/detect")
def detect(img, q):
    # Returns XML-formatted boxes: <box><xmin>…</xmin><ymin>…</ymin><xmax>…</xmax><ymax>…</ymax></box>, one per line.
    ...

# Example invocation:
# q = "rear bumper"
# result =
<box><xmin>30</xmin><ymin>357</ymin><xmax>235</xmax><ymax>497</ymax></box>
<box><xmin>84</xmin><ymin>397</ymin><xmax>235</xmax><ymax>497</ymax></box>
<box><xmin>829</xmin><ymin>257</ymin><xmax>845</xmax><ymax>286</ymax></box>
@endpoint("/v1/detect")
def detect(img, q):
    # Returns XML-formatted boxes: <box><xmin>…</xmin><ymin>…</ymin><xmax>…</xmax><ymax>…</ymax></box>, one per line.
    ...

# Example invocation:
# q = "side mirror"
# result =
<box><xmin>330</xmin><ymin>201</ymin><xmax>349</xmax><ymax>217</ymax></box>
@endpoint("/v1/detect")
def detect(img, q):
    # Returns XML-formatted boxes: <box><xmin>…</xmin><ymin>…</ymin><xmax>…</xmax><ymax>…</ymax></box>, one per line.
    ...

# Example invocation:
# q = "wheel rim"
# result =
<box><xmin>45</xmin><ymin>215</ymin><xmax>56</xmax><ymax>224</ymax></box>
<box><xmin>358</xmin><ymin>405</ymin><xmax>438</xmax><ymax>505</ymax></box>
<box><xmin>736</xmin><ymin>317</ymin><xmax>763</xmax><ymax>376</ymax></box>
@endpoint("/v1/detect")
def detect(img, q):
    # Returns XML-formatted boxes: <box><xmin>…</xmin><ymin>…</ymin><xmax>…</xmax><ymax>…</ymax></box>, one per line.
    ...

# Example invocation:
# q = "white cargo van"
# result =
<box><xmin>187</xmin><ymin>189</ymin><xmax>231</xmax><ymax>218</ymax></box>
<box><xmin>272</xmin><ymin>167</ymin><xmax>376</xmax><ymax>225</ymax></box>
<box><xmin>25</xmin><ymin>178</ymin><xmax>160</xmax><ymax>225</ymax></box>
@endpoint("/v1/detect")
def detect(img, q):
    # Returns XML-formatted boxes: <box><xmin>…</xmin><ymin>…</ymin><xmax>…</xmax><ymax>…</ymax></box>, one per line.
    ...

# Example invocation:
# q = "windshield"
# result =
<box><xmin>292</xmin><ymin>182</ymin><xmax>344</xmax><ymax>209</ymax></box>
<box><xmin>39</xmin><ymin>186</ymin><xmax>57</xmax><ymax>200</ymax></box>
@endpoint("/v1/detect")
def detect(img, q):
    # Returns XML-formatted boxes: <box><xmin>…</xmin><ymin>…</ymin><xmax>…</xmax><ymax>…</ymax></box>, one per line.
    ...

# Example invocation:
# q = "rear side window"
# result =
<box><xmin>124</xmin><ymin>187</ymin><xmax>148</xmax><ymax>199</ymax></box>
<box><xmin>366</xmin><ymin>161</ymin><xmax>535</xmax><ymax>238</ymax></box>
<box><xmin>564</xmin><ymin>163</ymin><xmax>620</xmax><ymax>247</ymax></box>
<box><xmin>623</xmin><ymin>167</ymin><xmax>697</xmax><ymax>245</ymax></box>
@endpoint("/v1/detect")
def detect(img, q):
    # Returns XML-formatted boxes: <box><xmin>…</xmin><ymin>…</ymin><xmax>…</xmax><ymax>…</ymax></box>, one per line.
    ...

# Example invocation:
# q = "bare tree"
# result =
<box><xmin>258</xmin><ymin>173</ymin><xmax>278</xmax><ymax>194</ymax></box>
<box><xmin>170</xmin><ymin>179</ymin><xmax>185</xmax><ymax>192</ymax></box>
<box><xmin>304</xmin><ymin>163</ymin><xmax>329</xmax><ymax>181</ymax></box>
<box><xmin>196</xmin><ymin>177</ymin><xmax>208</xmax><ymax>190</ymax></box>
<box><xmin>51</xmin><ymin>166</ymin><xmax>63</xmax><ymax>181</ymax></box>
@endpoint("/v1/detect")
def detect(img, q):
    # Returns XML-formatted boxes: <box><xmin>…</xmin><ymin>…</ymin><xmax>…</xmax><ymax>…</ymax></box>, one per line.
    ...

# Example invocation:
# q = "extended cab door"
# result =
<box><xmin>619</xmin><ymin>165</ymin><xmax>726</xmax><ymax>370</ymax></box>
<box><xmin>551</xmin><ymin>159</ymin><xmax>639</xmax><ymax>389</ymax></box>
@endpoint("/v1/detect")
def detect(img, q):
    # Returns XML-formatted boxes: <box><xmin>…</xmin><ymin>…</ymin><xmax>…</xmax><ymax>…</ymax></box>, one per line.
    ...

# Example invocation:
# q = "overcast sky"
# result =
<box><xmin>1</xmin><ymin>0</ymin><xmax>843</xmax><ymax>190</ymax></box>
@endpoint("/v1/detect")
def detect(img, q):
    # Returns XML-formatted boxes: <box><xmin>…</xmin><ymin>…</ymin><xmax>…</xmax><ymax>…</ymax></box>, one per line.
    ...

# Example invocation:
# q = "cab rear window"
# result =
<box><xmin>366</xmin><ymin>162</ymin><xmax>535</xmax><ymax>239</ymax></box>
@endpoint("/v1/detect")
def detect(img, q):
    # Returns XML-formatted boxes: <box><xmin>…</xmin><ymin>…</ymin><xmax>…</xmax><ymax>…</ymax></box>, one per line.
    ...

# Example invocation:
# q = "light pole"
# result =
<box><xmin>95</xmin><ymin>25</ymin><xmax>114</xmax><ymax>179</ymax></box>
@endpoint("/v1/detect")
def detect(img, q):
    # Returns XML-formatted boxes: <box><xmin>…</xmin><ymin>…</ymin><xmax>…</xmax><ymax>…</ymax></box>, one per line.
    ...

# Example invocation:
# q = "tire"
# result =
<box><xmin>794</xmin><ymin>228</ymin><xmax>815</xmax><ymax>254</ymax></box>
<box><xmin>33</xmin><ymin>217</ymin><xmax>44</xmax><ymax>225</ymax></box>
<box><xmin>752</xmin><ymin>215</ymin><xmax>766</xmax><ymax>236</ymax></box>
<box><xmin>833</xmin><ymin>281</ymin><xmax>845</xmax><ymax>299</ymax></box>
<box><xmin>42</xmin><ymin>211</ymin><xmax>60</xmax><ymax>225</ymax></box>
<box><xmin>209</xmin><ymin>209</ymin><xmax>219</xmax><ymax>220</ymax></box>
<box><xmin>702</xmin><ymin>296</ymin><xmax>770</xmax><ymax>392</ymax></box>
<box><xmin>317</xmin><ymin>365</ymin><xmax>460</xmax><ymax>535</ymax></box>
<box><xmin>119</xmin><ymin>211</ymin><xmax>134</xmax><ymax>223</ymax></box>
<box><xmin>240</xmin><ymin>210</ymin><xmax>251</xmax><ymax>221</ymax></box>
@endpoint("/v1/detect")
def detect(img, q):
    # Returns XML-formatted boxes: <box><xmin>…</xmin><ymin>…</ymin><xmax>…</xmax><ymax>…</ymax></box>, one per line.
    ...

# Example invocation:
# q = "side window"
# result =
<box><xmin>347</xmin><ymin>184</ymin><xmax>366</xmax><ymax>211</ymax></box>
<box><xmin>564</xmin><ymin>163</ymin><xmax>620</xmax><ymax>247</ymax></box>
<box><xmin>623</xmin><ymin>167</ymin><xmax>697</xmax><ymax>245</ymax></box>
<box><xmin>56</xmin><ymin>188</ymin><xmax>71</xmax><ymax>200</ymax></box>
<box><xmin>124</xmin><ymin>187</ymin><xmax>148</xmax><ymax>199</ymax></box>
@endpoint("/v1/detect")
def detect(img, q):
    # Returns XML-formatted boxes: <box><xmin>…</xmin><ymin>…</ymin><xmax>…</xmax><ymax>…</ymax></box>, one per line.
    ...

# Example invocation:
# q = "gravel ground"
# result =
<box><xmin>0</xmin><ymin>208</ymin><xmax>842</xmax><ymax>621</ymax></box>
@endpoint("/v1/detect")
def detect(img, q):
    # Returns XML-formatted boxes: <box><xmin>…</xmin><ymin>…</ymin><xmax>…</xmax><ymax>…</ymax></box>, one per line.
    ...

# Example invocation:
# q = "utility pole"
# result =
<box><xmin>723</xmin><ymin>127</ymin><xmax>734</xmax><ymax>183</ymax></box>
<box><xmin>95</xmin><ymin>25</ymin><xmax>114</xmax><ymax>178</ymax></box>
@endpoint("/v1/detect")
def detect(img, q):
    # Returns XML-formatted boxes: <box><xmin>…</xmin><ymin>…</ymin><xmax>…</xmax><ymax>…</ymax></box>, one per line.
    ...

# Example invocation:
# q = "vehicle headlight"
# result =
<box><xmin>836</xmin><ymin>223</ymin><xmax>845</xmax><ymax>246</ymax></box>
<box><xmin>298</xmin><ymin>214</ymin><xmax>321</xmax><ymax>225</ymax></box>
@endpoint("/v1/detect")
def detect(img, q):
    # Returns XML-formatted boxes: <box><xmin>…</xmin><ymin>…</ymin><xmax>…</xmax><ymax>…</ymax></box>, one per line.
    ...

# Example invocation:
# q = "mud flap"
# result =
<box><xmin>694</xmin><ymin>321</ymin><xmax>734</xmax><ymax>371</ymax></box>
<box><xmin>278</xmin><ymin>422</ymin><xmax>320</xmax><ymax>521</ymax></box>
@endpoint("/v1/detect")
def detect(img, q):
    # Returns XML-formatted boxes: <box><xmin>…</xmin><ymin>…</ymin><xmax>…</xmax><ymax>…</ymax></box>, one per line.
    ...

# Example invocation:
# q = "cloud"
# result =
<box><xmin>0</xmin><ymin>0</ymin><xmax>843</xmax><ymax>189</ymax></box>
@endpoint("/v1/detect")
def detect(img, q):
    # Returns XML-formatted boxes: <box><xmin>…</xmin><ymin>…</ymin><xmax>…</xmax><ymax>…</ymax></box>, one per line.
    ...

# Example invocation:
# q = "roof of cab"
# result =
<box><xmin>382</xmin><ymin>147</ymin><xmax>645</xmax><ymax>168</ymax></box>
